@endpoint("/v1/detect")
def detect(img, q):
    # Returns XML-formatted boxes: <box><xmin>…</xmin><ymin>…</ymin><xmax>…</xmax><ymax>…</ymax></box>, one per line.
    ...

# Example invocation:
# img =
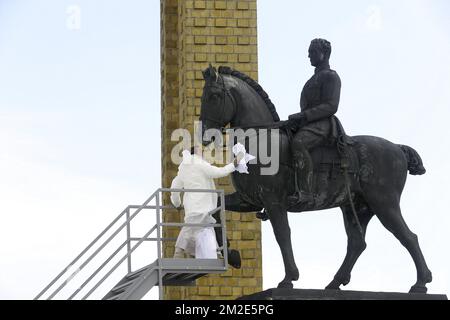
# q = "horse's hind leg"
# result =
<box><xmin>367</xmin><ymin>198</ymin><xmax>432</xmax><ymax>293</ymax></box>
<box><xmin>326</xmin><ymin>201</ymin><xmax>374</xmax><ymax>290</ymax></box>
<box><xmin>265</xmin><ymin>201</ymin><xmax>299</xmax><ymax>288</ymax></box>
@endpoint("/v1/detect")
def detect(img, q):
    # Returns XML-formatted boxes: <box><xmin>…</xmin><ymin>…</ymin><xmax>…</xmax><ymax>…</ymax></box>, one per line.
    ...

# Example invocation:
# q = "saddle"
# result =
<box><xmin>281</xmin><ymin>116</ymin><xmax>358</xmax><ymax>200</ymax></box>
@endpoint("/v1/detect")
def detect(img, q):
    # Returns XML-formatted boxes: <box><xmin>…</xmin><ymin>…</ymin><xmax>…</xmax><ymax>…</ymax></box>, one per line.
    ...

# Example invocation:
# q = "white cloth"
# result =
<box><xmin>170</xmin><ymin>150</ymin><xmax>235</xmax><ymax>257</ymax></box>
<box><xmin>232</xmin><ymin>142</ymin><xmax>256</xmax><ymax>174</ymax></box>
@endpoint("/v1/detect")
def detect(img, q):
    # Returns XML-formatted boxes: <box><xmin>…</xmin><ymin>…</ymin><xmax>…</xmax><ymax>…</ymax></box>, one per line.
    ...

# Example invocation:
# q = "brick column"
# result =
<box><xmin>161</xmin><ymin>0</ymin><xmax>262</xmax><ymax>300</ymax></box>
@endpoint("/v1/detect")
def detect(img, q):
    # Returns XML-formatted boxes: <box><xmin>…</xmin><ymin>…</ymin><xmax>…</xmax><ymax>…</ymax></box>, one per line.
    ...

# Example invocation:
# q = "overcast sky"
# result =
<box><xmin>0</xmin><ymin>0</ymin><xmax>449</xmax><ymax>299</ymax></box>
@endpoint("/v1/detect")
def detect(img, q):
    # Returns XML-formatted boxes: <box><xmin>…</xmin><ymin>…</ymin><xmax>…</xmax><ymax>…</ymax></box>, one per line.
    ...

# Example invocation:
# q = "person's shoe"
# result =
<box><xmin>227</xmin><ymin>249</ymin><xmax>241</xmax><ymax>269</ymax></box>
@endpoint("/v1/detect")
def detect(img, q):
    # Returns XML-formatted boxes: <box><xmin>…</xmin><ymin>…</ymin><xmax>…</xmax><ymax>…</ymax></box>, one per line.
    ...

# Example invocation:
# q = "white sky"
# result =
<box><xmin>0</xmin><ymin>0</ymin><xmax>449</xmax><ymax>299</ymax></box>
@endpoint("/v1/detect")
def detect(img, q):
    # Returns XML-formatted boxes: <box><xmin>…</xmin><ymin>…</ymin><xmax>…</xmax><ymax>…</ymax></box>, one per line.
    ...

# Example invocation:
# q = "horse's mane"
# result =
<box><xmin>218</xmin><ymin>66</ymin><xmax>280</xmax><ymax>122</ymax></box>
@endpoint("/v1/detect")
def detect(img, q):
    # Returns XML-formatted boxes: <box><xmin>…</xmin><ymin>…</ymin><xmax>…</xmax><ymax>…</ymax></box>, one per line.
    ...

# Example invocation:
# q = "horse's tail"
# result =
<box><xmin>398</xmin><ymin>144</ymin><xmax>426</xmax><ymax>175</ymax></box>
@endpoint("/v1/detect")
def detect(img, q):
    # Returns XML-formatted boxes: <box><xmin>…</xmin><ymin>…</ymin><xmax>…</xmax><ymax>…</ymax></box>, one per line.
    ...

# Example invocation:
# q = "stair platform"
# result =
<box><xmin>103</xmin><ymin>258</ymin><xmax>226</xmax><ymax>300</ymax></box>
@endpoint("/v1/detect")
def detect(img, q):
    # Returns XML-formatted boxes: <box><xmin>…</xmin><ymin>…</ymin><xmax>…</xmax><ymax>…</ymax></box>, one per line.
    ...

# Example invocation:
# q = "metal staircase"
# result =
<box><xmin>35</xmin><ymin>188</ymin><xmax>228</xmax><ymax>300</ymax></box>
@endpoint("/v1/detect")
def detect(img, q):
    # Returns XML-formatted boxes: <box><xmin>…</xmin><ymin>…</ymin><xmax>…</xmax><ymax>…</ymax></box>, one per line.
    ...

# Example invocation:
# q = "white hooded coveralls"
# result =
<box><xmin>170</xmin><ymin>150</ymin><xmax>235</xmax><ymax>258</ymax></box>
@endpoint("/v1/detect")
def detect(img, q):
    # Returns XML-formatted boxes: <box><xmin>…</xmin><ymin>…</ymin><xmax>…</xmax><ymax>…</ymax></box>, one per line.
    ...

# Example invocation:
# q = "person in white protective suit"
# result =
<box><xmin>170</xmin><ymin>146</ymin><xmax>243</xmax><ymax>261</ymax></box>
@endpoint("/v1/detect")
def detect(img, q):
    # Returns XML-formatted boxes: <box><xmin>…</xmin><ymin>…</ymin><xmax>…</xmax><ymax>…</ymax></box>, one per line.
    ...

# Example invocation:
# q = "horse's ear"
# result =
<box><xmin>208</xmin><ymin>63</ymin><xmax>218</xmax><ymax>82</ymax></box>
<box><xmin>202</xmin><ymin>64</ymin><xmax>214</xmax><ymax>81</ymax></box>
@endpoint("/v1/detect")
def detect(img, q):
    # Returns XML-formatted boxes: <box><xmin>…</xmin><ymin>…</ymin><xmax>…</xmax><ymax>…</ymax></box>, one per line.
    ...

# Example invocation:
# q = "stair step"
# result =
<box><xmin>106</xmin><ymin>293</ymin><xmax>123</xmax><ymax>300</ymax></box>
<box><xmin>112</xmin><ymin>279</ymin><xmax>136</xmax><ymax>293</ymax></box>
<box><xmin>126</xmin><ymin>265</ymin><xmax>151</xmax><ymax>280</ymax></box>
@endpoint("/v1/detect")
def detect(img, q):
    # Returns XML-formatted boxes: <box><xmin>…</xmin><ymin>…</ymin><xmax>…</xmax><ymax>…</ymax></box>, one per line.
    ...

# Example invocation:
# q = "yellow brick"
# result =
<box><xmin>215</xmin><ymin>36</ymin><xmax>227</xmax><ymax>45</ymax></box>
<box><xmin>215</xmin><ymin>1</ymin><xmax>227</xmax><ymax>10</ymax></box>
<box><xmin>243</xmin><ymin>268</ymin><xmax>255</xmax><ymax>277</ymax></box>
<box><xmin>242</xmin><ymin>258</ymin><xmax>259</xmax><ymax>268</ymax></box>
<box><xmin>239</xmin><ymin>278</ymin><xmax>258</xmax><ymax>286</ymax></box>
<box><xmin>241</xmin><ymin>213</ymin><xmax>254</xmax><ymax>222</ymax></box>
<box><xmin>223</xmin><ymin>278</ymin><xmax>240</xmax><ymax>286</ymax></box>
<box><xmin>195</xmin><ymin>71</ymin><xmax>204</xmax><ymax>80</ymax></box>
<box><xmin>223</xmin><ymin>45</ymin><xmax>234</xmax><ymax>54</ymax></box>
<box><xmin>195</xmin><ymin>53</ymin><xmax>207</xmax><ymax>62</ymax></box>
<box><xmin>232</xmin><ymin>268</ymin><xmax>242</xmax><ymax>277</ymax></box>
<box><xmin>242</xmin><ymin>249</ymin><xmax>256</xmax><ymax>259</ymax></box>
<box><xmin>228</xmin><ymin>54</ymin><xmax>238</xmax><ymax>63</ymax></box>
<box><xmin>194</xmin><ymin>1</ymin><xmax>206</xmax><ymax>9</ymax></box>
<box><xmin>185</xmin><ymin>0</ymin><xmax>194</xmax><ymax>9</ymax></box>
<box><xmin>198</xmin><ymin>286</ymin><xmax>210</xmax><ymax>296</ymax></box>
<box><xmin>194</xmin><ymin>18</ymin><xmax>207</xmax><ymax>26</ymax></box>
<box><xmin>194</xmin><ymin>36</ymin><xmax>207</xmax><ymax>44</ymax></box>
<box><xmin>222</xmin><ymin>268</ymin><xmax>233</xmax><ymax>277</ymax></box>
<box><xmin>188</xmin><ymin>287</ymin><xmax>198</xmax><ymax>295</ymax></box>
<box><xmin>215</xmin><ymin>53</ymin><xmax>228</xmax><ymax>63</ymax></box>
<box><xmin>227</xmin><ymin>36</ymin><xmax>238</xmax><ymax>45</ymax></box>
<box><xmin>237</xmin><ymin>1</ymin><xmax>250</xmax><ymax>10</ymax></box>
<box><xmin>195</xmin><ymin>88</ymin><xmax>203</xmax><ymax>97</ymax></box>
<box><xmin>221</xmin><ymin>11</ymin><xmax>234</xmax><ymax>18</ymax></box>
<box><xmin>243</xmin><ymin>287</ymin><xmax>257</xmax><ymax>295</ymax></box>
<box><xmin>227</xmin><ymin>19</ymin><xmax>237</xmax><ymax>27</ymax></box>
<box><xmin>232</xmin><ymin>231</ymin><xmax>242</xmax><ymax>240</ymax></box>
<box><xmin>238</xmin><ymin>36</ymin><xmax>250</xmax><ymax>45</ymax></box>
<box><xmin>238</xmin><ymin>53</ymin><xmax>250</xmax><ymax>63</ymax></box>
<box><xmin>232</xmin><ymin>287</ymin><xmax>243</xmax><ymax>296</ymax></box>
<box><xmin>239</xmin><ymin>240</ymin><xmax>257</xmax><ymax>249</ymax></box>
<box><xmin>220</xmin><ymin>287</ymin><xmax>232</xmax><ymax>296</ymax></box>
<box><xmin>210</xmin><ymin>287</ymin><xmax>220</xmax><ymax>296</ymax></box>
<box><xmin>238</xmin><ymin>19</ymin><xmax>249</xmax><ymax>28</ymax></box>
<box><xmin>242</xmin><ymin>230</ymin><xmax>254</xmax><ymax>240</ymax></box>
<box><xmin>231</xmin><ymin>212</ymin><xmax>240</xmax><ymax>221</ymax></box>
<box><xmin>215</xmin><ymin>18</ymin><xmax>227</xmax><ymax>27</ymax></box>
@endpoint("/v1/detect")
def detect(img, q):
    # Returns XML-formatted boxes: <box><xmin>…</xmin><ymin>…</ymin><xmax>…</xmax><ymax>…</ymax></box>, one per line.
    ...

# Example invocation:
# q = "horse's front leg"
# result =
<box><xmin>214</xmin><ymin>192</ymin><xmax>263</xmax><ymax>247</ymax></box>
<box><xmin>265</xmin><ymin>200</ymin><xmax>299</xmax><ymax>288</ymax></box>
<box><xmin>213</xmin><ymin>192</ymin><xmax>263</xmax><ymax>269</ymax></box>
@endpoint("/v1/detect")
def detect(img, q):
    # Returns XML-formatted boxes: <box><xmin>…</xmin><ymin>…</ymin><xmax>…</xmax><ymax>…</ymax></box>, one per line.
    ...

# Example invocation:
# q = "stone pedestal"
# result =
<box><xmin>238</xmin><ymin>288</ymin><xmax>448</xmax><ymax>300</ymax></box>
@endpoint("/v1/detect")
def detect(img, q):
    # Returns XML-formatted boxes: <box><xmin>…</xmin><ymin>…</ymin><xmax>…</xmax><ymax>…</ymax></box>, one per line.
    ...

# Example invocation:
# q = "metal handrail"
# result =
<box><xmin>34</xmin><ymin>206</ymin><xmax>129</xmax><ymax>300</ymax></box>
<box><xmin>35</xmin><ymin>187</ymin><xmax>228</xmax><ymax>300</ymax></box>
<box><xmin>82</xmin><ymin>225</ymin><xmax>158</xmax><ymax>299</ymax></box>
<box><xmin>46</xmin><ymin>190</ymin><xmax>158</xmax><ymax>300</ymax></box>
<box><xmin>35</xmin><ymin>189</ymin><xmax>158</xmax><ymax>300</ymax></box>
<box><xmin>68</xmin><ymin>240</ymin><xmax>128</xmax><ymax>300</ymax></box>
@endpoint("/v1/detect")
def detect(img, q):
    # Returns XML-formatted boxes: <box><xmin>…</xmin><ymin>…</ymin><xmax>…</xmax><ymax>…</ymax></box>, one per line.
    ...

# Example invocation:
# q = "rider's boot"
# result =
<box><xmin>288</xmin><ymin>148</ymin><xmax>314</xmax><ymax>206</ymax></box>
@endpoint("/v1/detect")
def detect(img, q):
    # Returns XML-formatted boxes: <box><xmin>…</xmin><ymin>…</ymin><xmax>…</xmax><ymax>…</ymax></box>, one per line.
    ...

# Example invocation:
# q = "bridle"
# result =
<box><xmin>199</xmin><ymin>74</ymin><xmax>236</xmax><ymax>129</ymax></box>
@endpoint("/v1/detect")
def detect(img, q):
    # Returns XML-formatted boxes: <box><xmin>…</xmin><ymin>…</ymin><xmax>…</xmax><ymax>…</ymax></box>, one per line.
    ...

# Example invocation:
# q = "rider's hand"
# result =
<box><xmin>284</xmin><ymin>119</ymin><xmax>299</xmax><ymax>132</ymax></box>
<box><xmin>288</xmin><ymin>112</ymin><xmax>306</xmax><ymax>121</ymax></box>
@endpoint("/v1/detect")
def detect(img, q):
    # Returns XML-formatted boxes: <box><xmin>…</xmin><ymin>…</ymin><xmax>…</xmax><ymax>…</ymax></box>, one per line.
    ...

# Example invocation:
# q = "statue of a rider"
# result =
<box><xmin>287</xmin><ymin>38</ymin><xmax>342</xmax><ymax>204</ymax></box>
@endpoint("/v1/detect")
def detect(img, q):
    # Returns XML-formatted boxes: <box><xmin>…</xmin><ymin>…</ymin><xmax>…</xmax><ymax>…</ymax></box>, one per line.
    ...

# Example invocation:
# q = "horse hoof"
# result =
<box><xmin>409</xmin><ymin>285</ymin><xmax>428</xmax><ymax>294</ymax></box>
<box><xmin>277</xmin><ymin>281</ymin><xmax>293</xmax><ymax>289</ymax></box>
<box><xmin>325</xmin><ymin>279</ymin><xmax>341</xmax><ymax>290</ymax></box>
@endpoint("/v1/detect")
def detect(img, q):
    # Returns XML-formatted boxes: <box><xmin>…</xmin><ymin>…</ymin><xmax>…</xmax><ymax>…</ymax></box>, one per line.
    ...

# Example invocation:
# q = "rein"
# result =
<box><xmin>220</xmin><ymin>121</ymin><xmax>288</xmax><ymax>134</ymax></box>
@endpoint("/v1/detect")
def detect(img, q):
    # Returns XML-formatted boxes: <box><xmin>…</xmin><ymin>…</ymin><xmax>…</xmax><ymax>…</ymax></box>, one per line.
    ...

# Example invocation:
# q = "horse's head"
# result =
<box><xmin>199</xmin><ymin>64</ymin><xmax>280</xmax><ymax>146</ymax></box>
<box><xmin>199</xmin><ymin>64</ymin><xmax>236</xmax><ymax>146</ymax></box>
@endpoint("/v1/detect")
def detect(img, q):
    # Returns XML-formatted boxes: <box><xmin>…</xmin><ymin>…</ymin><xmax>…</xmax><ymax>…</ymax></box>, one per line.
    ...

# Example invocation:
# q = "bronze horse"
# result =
<box><xmin>200</xmin><ymin>65</ymin><xmax>432</xmax><ymax>293</ymax></box>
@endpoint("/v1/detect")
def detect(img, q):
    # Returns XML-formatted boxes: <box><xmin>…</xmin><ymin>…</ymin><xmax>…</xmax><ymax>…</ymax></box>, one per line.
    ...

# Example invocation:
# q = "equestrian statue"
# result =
<box><xmin>200</xmin><ymin>38</ymin><xmax>432</xmax><ymax>293</ymax></box>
